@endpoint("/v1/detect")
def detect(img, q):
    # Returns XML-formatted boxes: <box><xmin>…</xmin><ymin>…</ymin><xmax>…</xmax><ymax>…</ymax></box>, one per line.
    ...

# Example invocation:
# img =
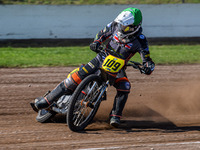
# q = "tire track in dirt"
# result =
<box><xmin>0</xmin><ymin>65</ymin><xmax>200</xmax><ymax>150</ymax></box>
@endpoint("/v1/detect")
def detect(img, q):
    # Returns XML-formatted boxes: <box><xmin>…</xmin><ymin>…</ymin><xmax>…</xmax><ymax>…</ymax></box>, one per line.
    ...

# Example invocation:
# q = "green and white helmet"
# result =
<box><xmin>114</xmin><ymin>7</ymin><xmax>142</xmax><ymax>38</ymax></box>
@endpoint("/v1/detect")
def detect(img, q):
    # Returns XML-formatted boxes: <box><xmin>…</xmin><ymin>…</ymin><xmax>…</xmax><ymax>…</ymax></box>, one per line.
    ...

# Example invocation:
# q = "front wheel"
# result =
<box><xmin>67</xmin><ymin>74</ymin><xmax>103</xmax><ymax>132</ymax></box>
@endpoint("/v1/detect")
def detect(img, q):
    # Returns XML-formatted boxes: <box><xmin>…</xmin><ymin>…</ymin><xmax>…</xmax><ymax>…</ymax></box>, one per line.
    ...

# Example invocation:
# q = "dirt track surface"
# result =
<box><xmin>0</xmin><ymin>65</ymin><xmax>200</xmax><ymax>150</ymax></box>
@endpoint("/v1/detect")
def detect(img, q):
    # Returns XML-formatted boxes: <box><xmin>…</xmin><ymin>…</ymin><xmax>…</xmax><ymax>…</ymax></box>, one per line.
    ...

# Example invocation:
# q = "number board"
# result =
<box><xmin>102</xmin><ymin>55</ymin><xmax>125</xmax><ymax>73</ymax></box>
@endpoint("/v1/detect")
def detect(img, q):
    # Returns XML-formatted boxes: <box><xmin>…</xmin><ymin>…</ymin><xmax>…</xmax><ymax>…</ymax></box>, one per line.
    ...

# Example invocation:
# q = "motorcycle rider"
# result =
<box><xmin>32</xmin><ymin>7</ymin><xmax>155</xmax><ymax>127</ymax></box>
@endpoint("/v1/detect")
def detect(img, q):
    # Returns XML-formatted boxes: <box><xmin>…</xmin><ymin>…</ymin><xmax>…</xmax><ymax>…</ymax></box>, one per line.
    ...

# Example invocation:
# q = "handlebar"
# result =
<box><xmin>126</xmin><ymin>61</ymin><xmax>145</xmax><ymax>74</ymax></box>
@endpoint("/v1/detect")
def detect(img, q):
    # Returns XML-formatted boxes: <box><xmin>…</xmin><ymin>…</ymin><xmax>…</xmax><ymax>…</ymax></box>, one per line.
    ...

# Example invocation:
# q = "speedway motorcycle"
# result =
<box><xmin>31</xmin><ymin>47</ymin><xmax>145</xmax><ymax>132</ymax></box>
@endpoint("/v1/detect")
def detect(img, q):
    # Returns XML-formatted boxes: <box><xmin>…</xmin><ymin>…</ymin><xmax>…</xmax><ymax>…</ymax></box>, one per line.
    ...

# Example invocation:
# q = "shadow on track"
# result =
<box><xmin>44</xmin><ymin>104</ymin><xmax>200</xmax><ymax>133</ymax></box>
<box><xmin>86</xmin><ymin>105</ymin><xmax>200</xmax><ymax>133</ymax></box>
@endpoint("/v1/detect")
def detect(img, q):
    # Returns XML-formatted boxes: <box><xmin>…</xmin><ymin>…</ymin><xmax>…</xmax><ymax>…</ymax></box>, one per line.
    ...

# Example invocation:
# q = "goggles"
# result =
<box><xmin>121</xmin><ymin>25</ymin><xmax>137</xmax><ymax>33</ymax></box>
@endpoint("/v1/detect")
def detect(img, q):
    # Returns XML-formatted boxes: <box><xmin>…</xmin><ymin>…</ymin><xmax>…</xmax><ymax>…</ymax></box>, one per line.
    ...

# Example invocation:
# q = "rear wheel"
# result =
<box><xmin>67</xmin><ymin>74</ymin><xmax>103</xmax><ymax>132</ymax></box>
<box><xmin>36</xmin><ymin>109</ymin><xmax>56</xmax><ymax>123</ymax></box>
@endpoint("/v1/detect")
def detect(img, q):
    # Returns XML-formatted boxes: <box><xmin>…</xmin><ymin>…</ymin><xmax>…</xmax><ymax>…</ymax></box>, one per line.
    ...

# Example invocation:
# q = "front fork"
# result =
<box><xmin>86</xmin><ymin>80</ymin><xmax>109</xmax><ymax>109</ymax></box>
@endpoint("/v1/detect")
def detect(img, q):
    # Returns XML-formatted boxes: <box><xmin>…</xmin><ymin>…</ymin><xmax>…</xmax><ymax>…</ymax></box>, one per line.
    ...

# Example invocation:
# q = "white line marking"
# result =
<box><xmin>79</xmin><ymin>141</ymin><xmax>200</xmax><ymax>150</ymax></box>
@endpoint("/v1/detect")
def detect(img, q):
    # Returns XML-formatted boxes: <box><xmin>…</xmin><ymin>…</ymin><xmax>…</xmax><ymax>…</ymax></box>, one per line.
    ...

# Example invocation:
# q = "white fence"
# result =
<box><xmin>0</xmin><ymin>4</ymin><xmax>199</xmax><ymax>39</ymax></box>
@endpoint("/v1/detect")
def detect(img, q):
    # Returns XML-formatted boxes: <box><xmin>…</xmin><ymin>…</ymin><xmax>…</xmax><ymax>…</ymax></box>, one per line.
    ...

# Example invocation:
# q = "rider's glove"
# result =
<box><xmin>90</xmin><ymin>41</ymin><xmax>101</xmax><ymax>53</ymax></box>
<box><xmin>143</xmin><ymin>61</ymin><xmax>155</xmax><ymax>75</ymax></box>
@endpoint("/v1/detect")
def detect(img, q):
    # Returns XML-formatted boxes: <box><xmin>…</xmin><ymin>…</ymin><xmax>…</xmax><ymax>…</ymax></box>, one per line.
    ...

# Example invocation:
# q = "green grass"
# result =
<box><xmin>0</xmin><ymin>0</ymin><xmax>199</xmax><ymax>5</ymax></box>
<box><xmin>0</xmin><ymin>46</ymin><xmax>96</xmax><ymax>67</ymax></box>
<box><xmin>0</xmin><ymin>45</ymin><xmax>200</xmax><ymax>68</ymax></box>
<box><xmin>150</xmin><ymin>45</ymin><xmax>200</xmax><ymax>64</ymax></box>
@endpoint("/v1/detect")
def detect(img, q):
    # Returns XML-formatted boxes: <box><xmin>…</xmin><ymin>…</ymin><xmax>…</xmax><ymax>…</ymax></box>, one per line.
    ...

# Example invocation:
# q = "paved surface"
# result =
<box><xmin>0</xmin><ymin>65</ymin><xmax>200</xmax><ymax>150</ymax></box>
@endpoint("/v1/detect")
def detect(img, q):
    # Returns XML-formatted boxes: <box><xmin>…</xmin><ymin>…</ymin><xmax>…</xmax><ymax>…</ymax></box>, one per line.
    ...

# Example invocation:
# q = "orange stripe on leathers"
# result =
<box><xmin>115</xmin><ymin>77</ymin><xmax>129</xmax><ymax>84</ymax></box>
<box><xmin>71</xmin><ymin>72</ymin><xmax>82</xmax><ymax>85</ymax></box>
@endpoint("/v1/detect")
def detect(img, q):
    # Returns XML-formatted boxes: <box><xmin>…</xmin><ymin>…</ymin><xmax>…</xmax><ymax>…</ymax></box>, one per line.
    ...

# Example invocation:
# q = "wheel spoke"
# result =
<box><xmin>76</xmin><ymin>107</ymin><xmax>87</xmax><ymax>126</ymax></box>
<box><xmin>72</xmin><ymin>81</ymin><xmax>100</xmax><ymax>126</ymax></box>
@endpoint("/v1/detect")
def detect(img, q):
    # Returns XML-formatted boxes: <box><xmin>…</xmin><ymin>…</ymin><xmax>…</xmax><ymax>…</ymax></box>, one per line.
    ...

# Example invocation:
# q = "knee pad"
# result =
<box><xmin>64</xmin><ymin>57</ymin><xmax>100</xmax><ymax>91</ymax></box>
<box><xmin>114</xmin><ymin>77</ymin><xmax>131</xmax><ymax>93</ymax></box>
<box><xmin>64</xmin><ymin>72</ymin><xmax>82</xmax><ymax>91</ymax></box>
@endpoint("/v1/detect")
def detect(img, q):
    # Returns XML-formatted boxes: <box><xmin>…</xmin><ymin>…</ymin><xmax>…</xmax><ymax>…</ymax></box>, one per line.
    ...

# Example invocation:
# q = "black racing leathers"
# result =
<box><xmin>35</xmin><ymin>21</ymin><xmax>155</xmax><ymax>118</ymax></box>
<box><xmin>93</xmin><ymin>21</ymin><xmax>154</xmax><ymax>67</ymax></box>
<box><xmin>78</xmin><ymin>21</ymin><xmax>155</xmax><ymax>117</ymax></box>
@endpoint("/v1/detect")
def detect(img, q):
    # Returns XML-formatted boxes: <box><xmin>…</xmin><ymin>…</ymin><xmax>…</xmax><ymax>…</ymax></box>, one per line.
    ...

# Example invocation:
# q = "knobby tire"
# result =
<box><xmin>36</xmin><ymin>109</ymin><xmax>56</xmax><ymax>123</ymax></box>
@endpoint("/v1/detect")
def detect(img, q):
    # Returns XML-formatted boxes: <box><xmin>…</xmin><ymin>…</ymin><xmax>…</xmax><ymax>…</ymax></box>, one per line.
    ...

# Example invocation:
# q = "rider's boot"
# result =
<box><xmin>32</xmin><ymin>71</ymin><xmax>84</xmax><ymax>111</ymax></box>
<box><xmin>110</xmin><ymin>115</ymin><xmax>121</xmax><ymax>127</ymax></box>
<box><xmin>110</xmin><ymin>91</ymin><xmax>129</xmax><ymax>127</ymax></box>
<box><xmin>31</xmin><ymin>60</ymin><xmax>97</xmax><ymax>112</ymax></box>
<box><xmin>34</xmin><ymin>81</ymin><xmax>73</xmax><ymax>110</ymax></box>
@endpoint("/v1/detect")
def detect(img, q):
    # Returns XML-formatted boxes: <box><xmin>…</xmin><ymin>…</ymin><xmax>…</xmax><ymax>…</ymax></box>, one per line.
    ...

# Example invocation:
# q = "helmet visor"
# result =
<box><xmin>120</xmin><ymin>25</ymin><xmax>137</xmax><ymax>34</ymax></box>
